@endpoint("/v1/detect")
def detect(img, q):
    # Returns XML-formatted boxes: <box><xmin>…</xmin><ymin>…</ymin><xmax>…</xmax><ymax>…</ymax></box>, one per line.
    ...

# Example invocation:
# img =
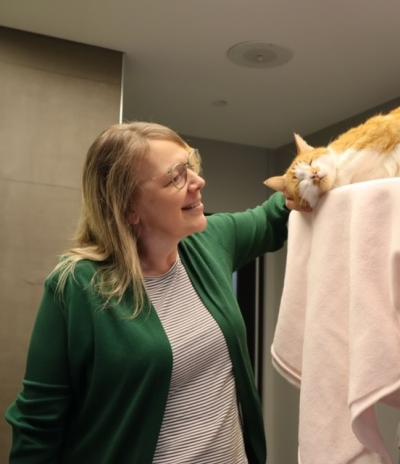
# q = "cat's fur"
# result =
<box><xmin>265</xmin><ymin>107</ymin><xmax>400</xmax><ymax>208</ymax></box>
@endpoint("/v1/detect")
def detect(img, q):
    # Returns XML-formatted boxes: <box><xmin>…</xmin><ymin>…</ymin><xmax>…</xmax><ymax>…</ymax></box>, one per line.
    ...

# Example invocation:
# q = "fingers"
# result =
<box><xmin>285</xmin><ymin>197</ymin><xmax>312</xmax><ymax>213</ymax></box>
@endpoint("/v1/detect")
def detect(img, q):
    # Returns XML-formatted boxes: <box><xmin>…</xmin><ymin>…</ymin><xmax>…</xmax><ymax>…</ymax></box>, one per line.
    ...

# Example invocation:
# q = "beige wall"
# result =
<box><xmin>0</xmin><ymin>27</ymin><xmax>122</xmax><ymax>459</ymax></box>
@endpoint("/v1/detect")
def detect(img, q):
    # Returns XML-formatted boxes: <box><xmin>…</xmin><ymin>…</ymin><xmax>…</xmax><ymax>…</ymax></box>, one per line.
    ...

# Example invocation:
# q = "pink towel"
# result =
<box><xmin>271</xmin><ymin>178</ymin><xmax>400</xmax><ymax>464</ymax></box>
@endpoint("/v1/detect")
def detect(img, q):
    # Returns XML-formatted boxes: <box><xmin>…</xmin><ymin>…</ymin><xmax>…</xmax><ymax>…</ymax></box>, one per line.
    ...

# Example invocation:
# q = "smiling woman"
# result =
<box><xmin>5</xmin><ymin>120</ymin><xmax>290</xmax><ymax>464</ymax></box>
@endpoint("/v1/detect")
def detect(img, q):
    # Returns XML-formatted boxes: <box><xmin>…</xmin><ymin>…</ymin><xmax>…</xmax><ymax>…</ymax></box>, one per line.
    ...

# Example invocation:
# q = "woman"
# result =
<box><xmin>6</xmin><ymin>122</ymin><xmax>291</xmax><ymax>463</ymax></box>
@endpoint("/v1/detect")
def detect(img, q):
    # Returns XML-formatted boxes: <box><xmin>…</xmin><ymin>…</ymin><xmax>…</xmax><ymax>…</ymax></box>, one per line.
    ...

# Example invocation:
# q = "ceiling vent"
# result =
<box><xmin>226</xmin><ymin>41</ymin><xmax>293</xmax><ymax>69</ymax></box>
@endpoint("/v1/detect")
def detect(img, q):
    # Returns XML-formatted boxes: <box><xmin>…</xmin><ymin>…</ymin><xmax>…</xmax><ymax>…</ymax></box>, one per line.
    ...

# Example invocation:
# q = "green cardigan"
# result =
<box><xmin>6</xmin><ymin>193</ymin><xmax>289</xmax><ymax>464</ymax></box>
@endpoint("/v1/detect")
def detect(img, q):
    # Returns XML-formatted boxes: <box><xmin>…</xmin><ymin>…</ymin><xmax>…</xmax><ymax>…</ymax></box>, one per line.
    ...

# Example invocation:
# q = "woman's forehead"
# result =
<box><xmin>146</xmin><ymin>139</ymin><xmax>188</xmax><ymax>172</ymax></box>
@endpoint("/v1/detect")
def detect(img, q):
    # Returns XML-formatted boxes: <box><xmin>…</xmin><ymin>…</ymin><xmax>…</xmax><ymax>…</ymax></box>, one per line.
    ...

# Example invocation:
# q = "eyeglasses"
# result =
<box><xmin>164</xmin><ymin>148</ymin><xmax>202</xmax><ymax>190</ymax></box>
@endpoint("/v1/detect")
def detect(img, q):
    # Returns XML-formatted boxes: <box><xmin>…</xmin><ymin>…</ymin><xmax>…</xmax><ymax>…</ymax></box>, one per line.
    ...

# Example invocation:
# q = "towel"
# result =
<box><xmin>271</xmin><ymin>177</ymin><xmax>400</xmax><ymax>464</ymax></box>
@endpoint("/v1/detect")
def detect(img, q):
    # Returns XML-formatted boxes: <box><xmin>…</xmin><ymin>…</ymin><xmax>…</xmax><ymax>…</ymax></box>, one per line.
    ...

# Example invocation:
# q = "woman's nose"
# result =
<box><xmin>188</xmin><ymin>171</ymin><xmax>206</xmax><ymax>190</ymax></box>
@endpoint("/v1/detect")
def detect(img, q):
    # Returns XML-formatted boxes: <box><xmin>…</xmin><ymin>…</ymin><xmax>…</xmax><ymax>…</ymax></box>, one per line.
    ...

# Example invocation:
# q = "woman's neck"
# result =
<box><xmin>139</xmin><ymin>241</ymin><xmax>179</xmax><ymax>277</ymax></box>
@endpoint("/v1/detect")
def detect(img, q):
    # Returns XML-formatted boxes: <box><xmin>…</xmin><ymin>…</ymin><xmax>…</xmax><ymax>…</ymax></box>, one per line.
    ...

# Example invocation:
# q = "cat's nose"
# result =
<box><xmin>310</xmin><ymin>167</ymin><xmax>326</xmax><ymax>183</ymax></box>
<box><xmin>310</xmin><ymin>167</ymin><xmax>323</xmax><ymax>177</ymax></box>
<box><xmin>311</xmin><ymin>173</ymin><xmax>326</xmax><ymax>184</ymax></box>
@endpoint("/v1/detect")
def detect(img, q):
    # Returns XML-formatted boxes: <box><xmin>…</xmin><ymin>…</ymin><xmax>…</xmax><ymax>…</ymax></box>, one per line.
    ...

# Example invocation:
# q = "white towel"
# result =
<box><xmin>271</xmin><ymin>178</ymin><xmax>400</xmax><ymax>464</ymax></box>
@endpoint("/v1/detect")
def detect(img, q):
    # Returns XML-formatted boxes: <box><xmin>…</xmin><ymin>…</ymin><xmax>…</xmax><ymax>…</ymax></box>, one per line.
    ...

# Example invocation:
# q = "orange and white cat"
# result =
<box><xmin>265</xmin><ymin>107</ymin><xmax>400</xmax><ymax>208</ymax></box>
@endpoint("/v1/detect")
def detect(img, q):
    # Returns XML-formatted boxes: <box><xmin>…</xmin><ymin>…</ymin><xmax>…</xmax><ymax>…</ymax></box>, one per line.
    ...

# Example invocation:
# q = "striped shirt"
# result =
<box><xmin>144</xmin><ymin>258</ymin><xmax>248</xmax><ymax>464</ymax></box>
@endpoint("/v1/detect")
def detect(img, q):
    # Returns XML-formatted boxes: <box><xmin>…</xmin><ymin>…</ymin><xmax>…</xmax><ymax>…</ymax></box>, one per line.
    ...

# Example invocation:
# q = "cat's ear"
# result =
<box><xmin>263</xmin><ymin>175</ymin><xmax>286</xmax><ymax>192</ymax></box>
<box><xmin>294</xmin><ymin>133</ymin><xmax>313</xmax><ymax>154</ymax></box>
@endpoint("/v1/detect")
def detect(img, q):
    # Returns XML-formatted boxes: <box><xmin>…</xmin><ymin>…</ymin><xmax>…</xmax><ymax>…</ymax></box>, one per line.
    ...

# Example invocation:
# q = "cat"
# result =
<box><xmin>264</xmin><ymin>107</ymin><xmax>400</xmax><ymax>208</ymax></box>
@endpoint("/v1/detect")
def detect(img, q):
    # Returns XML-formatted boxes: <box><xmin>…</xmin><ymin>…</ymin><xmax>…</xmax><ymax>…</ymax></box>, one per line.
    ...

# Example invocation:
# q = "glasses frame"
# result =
<box><xmin>147</xmin><ymin>148</ymin><xmax>201</xmax><ymax>191</ymax></box>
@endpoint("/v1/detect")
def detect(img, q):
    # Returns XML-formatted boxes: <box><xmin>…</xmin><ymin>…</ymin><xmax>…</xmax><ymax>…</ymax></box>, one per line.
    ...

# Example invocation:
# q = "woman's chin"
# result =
<box><xmin>191</xmin><ymin>215</ymin><xmax>208</xmax><ymax>235</ymax></box>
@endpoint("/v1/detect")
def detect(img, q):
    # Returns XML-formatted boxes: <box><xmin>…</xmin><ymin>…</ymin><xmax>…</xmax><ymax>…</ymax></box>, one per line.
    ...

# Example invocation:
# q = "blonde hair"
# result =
<box><xmin>54</xmin><ymin>121</ymin><xmax>188</xmax><ymax>317</ymax></box>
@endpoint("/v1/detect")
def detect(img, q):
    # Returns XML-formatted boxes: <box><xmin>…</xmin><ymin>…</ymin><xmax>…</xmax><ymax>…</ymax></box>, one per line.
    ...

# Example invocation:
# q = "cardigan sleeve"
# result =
<box><xmin>5</xmin><ymin>278</ymin><xmax>72</xmax><ymax>463</ymax></box>
<box><xmin>205</xmin><ymin>192</ymin><xmax>290</xmax><ymax>271</ymax></box>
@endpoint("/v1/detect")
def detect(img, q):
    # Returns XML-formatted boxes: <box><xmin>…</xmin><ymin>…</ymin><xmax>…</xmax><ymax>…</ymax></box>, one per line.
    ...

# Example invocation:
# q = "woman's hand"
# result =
<box><xmin>284</xmin><ymin>194</ymin><xmax>313</xmax><ymax>212</ymax></box>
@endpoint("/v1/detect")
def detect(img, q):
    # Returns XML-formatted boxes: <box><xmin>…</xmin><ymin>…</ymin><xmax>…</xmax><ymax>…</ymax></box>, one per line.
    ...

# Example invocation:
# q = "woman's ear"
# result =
<box><xmin>263</xmin><ymin>175</ymin><xmax>286</xmax><ymax>192</ymax></box>
<box><xmin>128</xmin><ymin>210</ymin><xmax>140</xmax><ymax>226</ymax></box>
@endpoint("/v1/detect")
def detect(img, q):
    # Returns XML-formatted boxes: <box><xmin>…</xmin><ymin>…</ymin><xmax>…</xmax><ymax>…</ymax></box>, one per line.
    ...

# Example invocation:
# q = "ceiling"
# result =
<box><xmin>1</xmin><ymin>0</ymin><xmax>399</xmax><ymax>148</ymax></box>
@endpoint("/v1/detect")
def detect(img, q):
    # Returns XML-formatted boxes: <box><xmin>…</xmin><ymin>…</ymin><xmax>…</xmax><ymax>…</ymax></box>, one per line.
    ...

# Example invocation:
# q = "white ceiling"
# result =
<box><xmin>1</xmin><ymin>0</ymin><xmax>399</xmax><ymax>148</ymax></box>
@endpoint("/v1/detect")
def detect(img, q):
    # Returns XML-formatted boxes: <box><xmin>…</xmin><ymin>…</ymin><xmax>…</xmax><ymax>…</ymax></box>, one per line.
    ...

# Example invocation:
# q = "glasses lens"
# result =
<box><xmin>171</xmin><ymin>163</ymin><xmax>188</xmax><ymax>189</ymax></box>
<box><xmin>188</xmin><ymin>149</ymin><xmax>201</xmax><ymax>174</ymax></box>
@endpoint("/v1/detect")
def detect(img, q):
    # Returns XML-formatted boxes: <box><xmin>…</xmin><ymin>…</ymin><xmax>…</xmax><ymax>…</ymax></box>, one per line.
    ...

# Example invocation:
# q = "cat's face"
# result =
<box><xmin>264</xmin><ymin>134</ymin><xmax>336</xmax><ymax>208</ymax></box>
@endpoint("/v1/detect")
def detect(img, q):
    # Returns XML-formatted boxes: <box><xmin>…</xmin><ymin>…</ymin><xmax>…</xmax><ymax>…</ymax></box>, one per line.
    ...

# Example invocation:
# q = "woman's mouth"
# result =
<box><xmin>182</xmin><ymin>201</ymin><xmax>203</xmax><ymax>211</ymax></box>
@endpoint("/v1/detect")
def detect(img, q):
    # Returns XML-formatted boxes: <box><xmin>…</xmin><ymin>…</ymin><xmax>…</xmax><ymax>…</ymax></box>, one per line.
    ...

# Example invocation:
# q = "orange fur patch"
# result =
<box><xmin>331</xmin><ymin>111</ymin><xmax>400</xmax><ymax>153</ymax></box>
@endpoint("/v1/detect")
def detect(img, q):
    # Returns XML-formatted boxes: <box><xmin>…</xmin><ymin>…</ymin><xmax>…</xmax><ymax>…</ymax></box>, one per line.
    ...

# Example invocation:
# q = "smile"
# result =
<box><xmin>182</xmin><ymin>201</ymin><xmax>202</xmax><ymax>211</ymax></box>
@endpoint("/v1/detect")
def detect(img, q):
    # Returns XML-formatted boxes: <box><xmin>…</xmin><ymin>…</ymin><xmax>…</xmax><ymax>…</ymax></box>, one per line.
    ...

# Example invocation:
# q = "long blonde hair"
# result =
<box><xmin>54</xmin><ymin>121</ymin><xmax>188</xmax><ymax>317</ymax></box>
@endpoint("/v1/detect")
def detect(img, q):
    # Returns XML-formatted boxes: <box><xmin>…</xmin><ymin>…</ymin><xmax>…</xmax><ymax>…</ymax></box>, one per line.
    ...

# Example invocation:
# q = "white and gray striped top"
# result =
<box><xmin>144</xmin><ymin>258</ymin><xmax>248</xmax><ymax>464</ymax></box>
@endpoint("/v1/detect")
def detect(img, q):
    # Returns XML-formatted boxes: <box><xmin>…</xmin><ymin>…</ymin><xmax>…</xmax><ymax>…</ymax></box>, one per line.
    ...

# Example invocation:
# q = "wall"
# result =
<box><xmin>184</xmin><ymin>135</ymin><xmax>272</xmax><ymax>212</ymax></box>
<box><xmin>276</xmin><ymin>97</ymin><xmax>400</xmax><ymax>158</ymax></box>
<box><xmin>0</xmin><ymin>27</ymin><xmax>122</xmax><ymax>460</ymax></box>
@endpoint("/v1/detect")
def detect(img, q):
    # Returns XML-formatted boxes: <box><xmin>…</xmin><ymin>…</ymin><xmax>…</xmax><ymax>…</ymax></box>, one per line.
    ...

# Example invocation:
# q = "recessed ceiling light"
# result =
<box><xmin>226</xmin><ymin>41</ymin><xmax>293</xmax><ymax>69</ymax></box>
<box><xmin>212</xmin><ymin>99</ymin><xmax>228</xmax><ymax>107</ymax></box>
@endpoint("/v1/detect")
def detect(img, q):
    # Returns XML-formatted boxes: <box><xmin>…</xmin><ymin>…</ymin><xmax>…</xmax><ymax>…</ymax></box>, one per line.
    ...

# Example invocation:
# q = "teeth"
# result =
<box><xmin>184</xmin><ymin>201</ymin><xmax>200</xmax><ymax>209</ymax></box>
